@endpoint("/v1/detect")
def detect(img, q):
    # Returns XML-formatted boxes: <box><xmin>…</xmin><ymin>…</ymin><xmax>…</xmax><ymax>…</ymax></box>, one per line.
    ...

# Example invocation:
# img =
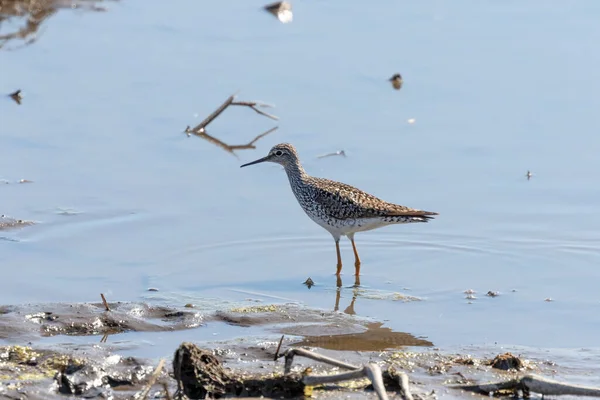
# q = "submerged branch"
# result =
<box><xmin>184</xmin><ymin>92</ymin><xmax>279</xmax><ymax>136</ymax></box>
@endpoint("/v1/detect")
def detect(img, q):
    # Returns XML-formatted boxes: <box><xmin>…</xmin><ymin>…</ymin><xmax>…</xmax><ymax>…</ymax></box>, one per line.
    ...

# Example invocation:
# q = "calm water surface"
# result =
<box><xmin>2</xmin><ymin>0</ymin><xmax>600</xmax><ymax>353</ymax></box>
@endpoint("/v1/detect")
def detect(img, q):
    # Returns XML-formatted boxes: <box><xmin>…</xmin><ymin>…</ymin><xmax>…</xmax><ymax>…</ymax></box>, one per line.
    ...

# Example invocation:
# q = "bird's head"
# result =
<box><xmin>240</xmin><ymin>143</ymin><xmax>299</xmax><ymax>168</ymax></box>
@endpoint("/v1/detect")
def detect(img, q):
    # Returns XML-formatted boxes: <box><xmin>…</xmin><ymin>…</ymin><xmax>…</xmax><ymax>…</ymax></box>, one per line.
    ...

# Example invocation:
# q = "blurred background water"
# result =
<box><xmin>1</xmin><ymin>0</ymin><xmax>600</xmax><ymax>350</ymax></box>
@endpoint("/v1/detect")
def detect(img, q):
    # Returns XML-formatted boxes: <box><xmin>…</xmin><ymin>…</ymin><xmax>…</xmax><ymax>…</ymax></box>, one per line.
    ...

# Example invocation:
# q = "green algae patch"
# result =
<box><xmin>229</xmin><ymin>304</ymin><xmax>278</xmax><ymax>313</ymax></box>
<box><xmin>0</xmin><ymin>346</ymin><xmax>86</xmax><ymax>383</ymax></box>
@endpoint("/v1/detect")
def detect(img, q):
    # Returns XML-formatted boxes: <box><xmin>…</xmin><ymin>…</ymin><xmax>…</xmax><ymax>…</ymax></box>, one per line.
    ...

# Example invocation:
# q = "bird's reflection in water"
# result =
<box><xmin>292</xmin><ymin>275</ymin><xmax>434</xmax><ymax>351</ymax></box>
<box><xmin>334</xmin><ymin>275</ymin><xmax>360</xmax><ymax>315</ymax></box>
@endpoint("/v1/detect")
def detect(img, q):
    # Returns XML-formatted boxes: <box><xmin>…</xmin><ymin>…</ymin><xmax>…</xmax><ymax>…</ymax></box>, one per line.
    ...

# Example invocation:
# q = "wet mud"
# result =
<box><xmin>2</xmin><ymin>301</ymin><xmax>599</xmax><ymax>399</ymax></box>
<box><xmin>0</xmin><ymin>302</ymin><xmax>203</xmax><ymax>342</ymax></box>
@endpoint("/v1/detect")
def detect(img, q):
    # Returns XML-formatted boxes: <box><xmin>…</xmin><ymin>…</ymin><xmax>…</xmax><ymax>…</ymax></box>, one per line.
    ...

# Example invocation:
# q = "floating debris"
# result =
<box><xmin>147</xmin><ymin>288</ymin><xmax>159</xmax><ymax>292</ymax></box>
<box><xmin>526</xmin><ymin>170</ymin><xmax>533</xmax><ymax>180</ymax></box>
<box><xmin>303</xmin><ymin>277</ymin><xmax>314</xmax><ymax>289</ymax></box>
<box><xmin>0</xmin><ymin>215</ymin><xmax>35</xmax><ymax>231</ymax></box>
<box><xmin>19</xmin><ymin>179</ymin><xmax>33</xmax><ymax>183</ymax></box>
<box><xmin>407</xmin><ymin>118</ymin><xmax>416</xmax><ymax>124</ymax></box>
<box><xmin>544</xmin><ymin>298</ymin><xmax>553</xmax><ymax>302</ymax></box>
<box><xmin>465</xmin><ymin>294</ymin><xmax>477</xmax><ymax>300</ymax></box>
<box><xmin>264</xmin><ymin>1</ymin><xmax>293</xmax><ymax>23</ymax></box>
<box><xmin>9</xmin><ymin>89</ymin><xmax>22</xmax><ymax>105</ymax></box>
<box><xmin>389</xmin><ymin>73</ymin><xmax>403</xmax><ymax>90</ymax></box>
<box><xmin>317</xmin><ymin>150</ymin><xmax>346</xmax><ymax>159</ymax></box>
<box><xmin>463</xmin><ymin>289</ymin><xmax>476</xmax><ymax>294</ymax></box>
<box><xmin>486</xmin><ymin>291</ymin><xmax>499</xmax><ymax>297</ymax></box>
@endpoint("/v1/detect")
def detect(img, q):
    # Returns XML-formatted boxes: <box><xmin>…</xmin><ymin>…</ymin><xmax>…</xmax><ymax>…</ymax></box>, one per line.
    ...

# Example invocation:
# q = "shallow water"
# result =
<box><xmin>2</xmin><ymin>0</ymin><xmax>600</xmax><ymax>357</ymax></box>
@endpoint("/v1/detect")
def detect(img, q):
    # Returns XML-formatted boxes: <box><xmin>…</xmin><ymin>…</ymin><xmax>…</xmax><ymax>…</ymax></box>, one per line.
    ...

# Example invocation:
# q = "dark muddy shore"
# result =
<box><xmin>2</xmin><ymin>300</ymin><xmax>599</xmax><ymax>399</ymax></box>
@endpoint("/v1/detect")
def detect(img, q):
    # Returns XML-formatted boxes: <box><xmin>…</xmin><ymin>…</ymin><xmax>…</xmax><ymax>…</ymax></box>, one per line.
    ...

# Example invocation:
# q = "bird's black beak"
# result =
<box><xmin>240</xmin><ymin>155</ymin><xmax>272</xmax><ymax>168</ymax></box>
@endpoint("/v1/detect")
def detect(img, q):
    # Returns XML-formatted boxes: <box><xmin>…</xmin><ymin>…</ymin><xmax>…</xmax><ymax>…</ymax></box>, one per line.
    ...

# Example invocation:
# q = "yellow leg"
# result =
<box><xmin>335</xmin><ymin>240</ymin><xmax>342</xmax><ymax>275</ymax></box>
<box><xmin>350</xmin><ymin>236</ymin><xmax>361</xmax><ymax>276</ymax></box>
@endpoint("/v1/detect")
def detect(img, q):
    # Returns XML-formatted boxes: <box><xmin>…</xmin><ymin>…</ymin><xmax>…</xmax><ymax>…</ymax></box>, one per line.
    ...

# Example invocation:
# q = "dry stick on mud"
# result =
<box><xmin>280</xmin><ymin>347</ymin><xmax>358</xmax><ymax>373</ymax></box>
<box><xmin>138</xmin><ymin>358</ymin><xmax>166</xmax><ymax>400</ymax></box>
<box><xmin>453</xmin><ymin>374</ymin><xmax>600</xmax><ymax>397</ymax></box>
<box><xmin>161</xmin><ymin>382</ymin><xmax>172</xmax><ymax>400</ymax></box>
<box><xmin>279</xmin><ymin>348</ymin><xmax>390</xmax><ymax>400</ymax></box>
<box><xmin>393</xmin><ymin>368</ymin><xmax>414</xmax><ymax>400</ymax></box>
<box><xmin>273</xmin><ymin>334</ymin><xmax>285</xmax><ymax>361</ymax></box>
<box><xmin>184</xmin><ymin>92</ymin><xmax>278</xmax><ymax>136</ymax></box>
<box><xmin>100</xmin><ymin>293</ymin><xmax>110</xmax><ymax>311</ymax></box>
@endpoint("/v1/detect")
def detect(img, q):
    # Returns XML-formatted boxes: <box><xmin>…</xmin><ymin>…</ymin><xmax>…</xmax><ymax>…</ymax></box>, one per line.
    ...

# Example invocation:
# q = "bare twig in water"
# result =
<box><xmin>138</xmin><ymin>358</ymin><xmax>166</xmax><ymax>400</ymax></box>
<box><xmin>317</xmin><ymin>150</ymin><xmax>346</xmax><ymax>159</ymax></box>
<box><xmin>452</xmin><ymin>374</ymin><xmax>600</xmax><ymax>397</ymax></box>
<box><xmin>100</xmin><ymin>293</ymin><xmax>110</xmax><ymax>311</ymax></box>
<box><xmin>184</xmin><ymin>92</ymin><xmax>278</xmax><ymax>136</ymax></box>
<box><xmin>185</xmin><ymin>94</ymin><xmax>236</xmax><ymax>135</ymax></box>
<box><xmin>231</xmin><ymin>100</ymin><xmax>279</xmax><ymax>121</ymax></box>
<box><xmin>187</xmin><ymin>126</ymin><xmax>278</xmax><ymax>158</ymax></box>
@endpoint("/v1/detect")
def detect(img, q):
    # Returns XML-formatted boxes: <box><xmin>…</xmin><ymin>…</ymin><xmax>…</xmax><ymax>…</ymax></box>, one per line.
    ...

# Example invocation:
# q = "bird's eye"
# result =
<box><xmin>275</xmin><ymin>150</ymin><xmax>283</xmax><ymax>156</ymax></box>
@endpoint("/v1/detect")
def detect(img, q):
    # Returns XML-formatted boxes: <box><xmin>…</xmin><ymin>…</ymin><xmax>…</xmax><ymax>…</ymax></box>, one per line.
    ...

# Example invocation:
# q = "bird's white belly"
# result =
<box><xmin>304</xmin><ymin>210</ymin><xmax>394</xmax><ymax>237</ymax></box>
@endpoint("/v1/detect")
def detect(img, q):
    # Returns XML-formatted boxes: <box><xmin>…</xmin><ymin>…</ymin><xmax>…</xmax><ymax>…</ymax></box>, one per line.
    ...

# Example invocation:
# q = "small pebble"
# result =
<box><xmin>184</xmin><ymin>303</ymin><xmax>195</xmax><ymax>308</ymax></box>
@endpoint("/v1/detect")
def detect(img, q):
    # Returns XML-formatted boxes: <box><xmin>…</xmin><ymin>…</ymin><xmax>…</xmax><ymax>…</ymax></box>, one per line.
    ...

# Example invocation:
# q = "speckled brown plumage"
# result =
<box><xmin>241</xmin><ymin>143</ymin><xmax>438</xmax><ymax>276</ymax></box>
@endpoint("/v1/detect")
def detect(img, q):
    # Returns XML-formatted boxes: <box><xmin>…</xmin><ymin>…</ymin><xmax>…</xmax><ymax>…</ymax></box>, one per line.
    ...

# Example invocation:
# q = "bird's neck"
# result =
<box><xmin>283</xmin><ymin>161</ymin><xmax>307</xmax><ymax>188</ymax></box>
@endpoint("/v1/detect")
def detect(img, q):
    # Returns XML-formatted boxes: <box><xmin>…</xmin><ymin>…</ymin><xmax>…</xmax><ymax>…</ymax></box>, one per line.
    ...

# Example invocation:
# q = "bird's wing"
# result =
<box><xmin>309</xmin><ymin>177</ymin><xmax>437</xmax><ymax>220</ymax></box>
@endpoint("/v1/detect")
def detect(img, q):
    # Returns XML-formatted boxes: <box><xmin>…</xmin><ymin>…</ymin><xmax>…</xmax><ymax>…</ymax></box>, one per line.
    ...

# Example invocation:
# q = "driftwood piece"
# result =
<box><xmin>173</xmin><ymin>342</ymin><xmax>396</xmax><ymax>399</ymax></box>
<box><xmin>279</xmin><ymin>347</ymin><xmax>389</xmax><ymax>400</ymax></box>
<box><xmin>280</xmin><ymin>347</ymin><xmax>358</xmax><ymax>374</ymax></box>
<box><xmin>452</xmin><ymin>374</ymin><xmax>600</xmax><ymax>397</ymax></box>
<box><xmin>387</xmin><ymin>366</ymin><xmax>414</xmax><ymax>400</ymax></box>
<box><xmin>184</xmin><ymin>92</ymin><xmax>278</xmax><ymax>136</ymax></box>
